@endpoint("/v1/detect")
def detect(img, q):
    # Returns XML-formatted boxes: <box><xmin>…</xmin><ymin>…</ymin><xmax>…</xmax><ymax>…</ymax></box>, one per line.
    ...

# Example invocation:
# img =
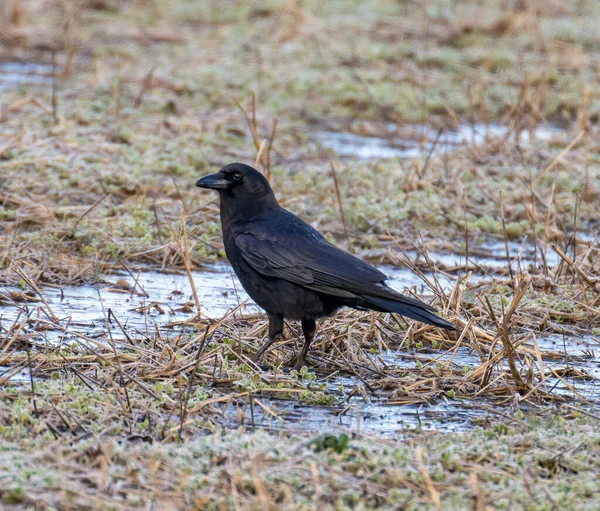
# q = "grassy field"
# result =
<box><xmin>1</xmin><ymin>0</ymin><xmax>599</xmax><ymax>280</ymax></box>
<box><xmin>1</xmin><ymin>0</ymin><xmax>600</xmax><ymax>509</ymax></box>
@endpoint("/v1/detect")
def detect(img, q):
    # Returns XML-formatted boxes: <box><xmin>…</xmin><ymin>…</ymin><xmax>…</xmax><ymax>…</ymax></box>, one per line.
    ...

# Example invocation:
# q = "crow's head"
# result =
<box><xmin>196</xmin><ymin>163</ymin><xmax>275</xmax><ymax>200</ymax></box>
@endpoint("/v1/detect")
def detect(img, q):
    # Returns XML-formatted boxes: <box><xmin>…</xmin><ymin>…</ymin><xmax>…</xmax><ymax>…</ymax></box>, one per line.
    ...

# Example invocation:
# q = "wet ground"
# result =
<box><xmin>0</xmin><ymin>60</ymin><xmax>52</xmax><ymax>91</ymax></box>
<box><xmin>314</xmin><ymin>122</ymin><xmax>565</xmax><ymax>160</ymax></box>
<box><xmin>2</xmin><ymin>249</ymin><xmax>599</xmax><ymax>436</ymax></box>
<box><xmin>1</xmin><ymin>59</ymin><xmax>598</xmax><ymax>436</ymax></box>
<box><xmin>0</xmin><ymin>238</ymin><xmax>583</xmax><ymax>342</ymax></box>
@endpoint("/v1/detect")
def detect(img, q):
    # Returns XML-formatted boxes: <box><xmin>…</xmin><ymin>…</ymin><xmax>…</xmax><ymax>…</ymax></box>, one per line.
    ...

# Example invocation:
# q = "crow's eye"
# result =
<box><xmin>232</xmin><ymin>172</ymin><xmax>242</xmax><ymax>181</ymax></box>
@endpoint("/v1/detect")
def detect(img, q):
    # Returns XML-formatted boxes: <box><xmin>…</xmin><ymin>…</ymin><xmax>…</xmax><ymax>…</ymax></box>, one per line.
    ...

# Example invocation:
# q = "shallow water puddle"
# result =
<box><xmin>422</xmin><ymin>238</ymin><xmax>565</xmax><ymax>271</ymax></box>
<box><xmin>0</xmin><ymin>61</ymin><xmax>52</xmax><ymax>90</ymax></box>
<box><xmin>314</xmin><ymin>122</ymin><xmax>563</xmax><ymax>160</ymax></box>
<box><xmin>0</xmin><ymin>243</ymin><xmax>564</xmax><ymax>342</ymax></box>
<box><xmin>212</xmin><ymin>337</ymin><xmax>600</xmax><ymax>436</ymax></box>
<box><xmin>219</xmin><ymin>390</ymin><xmax>486</xmax><ymax>435</ymax></box>
<box><xmin>2</xmin><ymin>259</ymin><xmax>599</xmax><ymax>435</ymax></box>
<box><xmin>0</xmin><ymin>263</ymin><xmax>432</xmax><ymax>341</ymax></box>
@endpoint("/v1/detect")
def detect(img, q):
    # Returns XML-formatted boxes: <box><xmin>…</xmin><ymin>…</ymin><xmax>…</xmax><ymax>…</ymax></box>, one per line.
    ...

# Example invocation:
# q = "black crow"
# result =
<box><xmin>196</xmin><ymin>163</ymin><xmax>454</xmax><ymax>369</ymax></box>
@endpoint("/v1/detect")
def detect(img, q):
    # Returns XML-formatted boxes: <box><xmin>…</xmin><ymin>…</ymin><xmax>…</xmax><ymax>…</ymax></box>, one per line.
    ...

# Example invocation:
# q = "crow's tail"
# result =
<box><xmin>360</xmin><ymin>295</ymin><xmax>455</xmax><ymax>330</ymax></box>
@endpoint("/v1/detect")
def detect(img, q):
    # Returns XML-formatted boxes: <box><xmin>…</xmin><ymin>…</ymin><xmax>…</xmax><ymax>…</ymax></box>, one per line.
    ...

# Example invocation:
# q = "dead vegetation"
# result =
<box><xmin>0</xmin><ymin>1</ymin><xmax>599</xmax><ymax>287</ymax></box>
<box><xmin>1</xmin><ymin>245</ymin><xmax>600</xmax><ymax>507</ymax></box>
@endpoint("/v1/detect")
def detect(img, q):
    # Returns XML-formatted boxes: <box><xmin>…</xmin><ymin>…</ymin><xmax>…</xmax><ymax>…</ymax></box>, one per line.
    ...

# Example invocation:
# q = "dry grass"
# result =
<box><xmin>0</xmin><ymin>0</ymin><xmax>599</xmax><ymax>285</ymax></box>
<box><xmin>1</xmin><ymin>288</ymin><xmax>599</xmax><ymax>508</ymax></box>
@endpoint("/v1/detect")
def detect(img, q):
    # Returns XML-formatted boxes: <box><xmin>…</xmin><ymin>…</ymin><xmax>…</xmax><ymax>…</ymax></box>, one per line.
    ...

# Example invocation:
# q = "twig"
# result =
<box><xmin>499</xmin><ymin>191</ymin><xmax>514</xmax><ymax>284</ymax></box>
<box><xmin>114</xmin><ymin>57</ymin><xmax>121</xmax><ymax>119</ymax></box>
<box><xmin>551</xmin><ymin>244</ymin><xmax>600</xmax><ymax>294</ymax></box>
<box><xmin>563</xmin><ymin>403</ymin><xmax>600</xmax><ymax>421</ymax></box>
<box><xmin>72</xmin><ymin>192</ymin><xmax>110</xmax><ymax>232</ymax></box>
<box><xmin>26</xmin><ymin>344</ymin><xmax>38</xmax><ymax>418</ymax></box>
<box><xmin>265</xmin><ymin>117</ymin><xmax>278</xmax><ymax>182</ymax></box>
<box><xmin>134</xmin><ymin>65</ymin><xmax>156</xmax><ymax>107</ymax></box>
<box><xmin>542</xmin><ymin>183</ymin><xmax>555</xmax><ymax>276</ymax></box>
<box><xmin>248</xmin><ymin>391</ymin><xmax>255</xmax><ymax>430</ymax></box>
<box><xmin>541</xmin><ymin>130</ymin><xmax>584</xmax><ymax>177</ymax></box>
<box><xmin>118</xmin><ymin>260</ymin><xmax>149</xmax><ymax>298</ymax></box>
<box><xmin>51</xmin><ymin>49</ymin><xmax>58</xmax><ymax>124</ymax></box>
<box><xmin>0</xmin><ymin>132</ymin><xmax>23</xmax><ymax>157</ymax></box>
<box><xmin>489</xmin><ymin>274</ymin><xmax>532</xmax><ymax>386</ymax></box>
<box><xmin>97</xmin><ymin>289</ymin><xmax>132</xmax><ymax>416</ymax></box>
<box><xmin>152</xmin><ymin>201</ymin><xmax>163</xmax><ymax>244</ymax></box>
<box><xmin>330</xmin><ymin>161</ymin><xmax>351</xmax><ymax>251</ymax></box>
<box><xmin>178</xmin><ymin>326</ymin><xmax>212</xmax><ymax>440</ymax></box>
<box><xmin>179</xmin><ymin>204</ymin><xmax>201</xmax><ymax>311</ymax></box>
<box><xmin>9</xmin><ymin>260</ymin><xmax>59</xmax><ymax>322</ymax></box>
<box><xmin>415</xmin><ymin>447</ymin><xmax>441</xmax><ymax>510</ymax></box>
<box><xmin>420</xmin><ymin>126</ymin><xmax>444</xmax><ymax>178</ymax></box>
<box><xmin>254</xmin><ymin>139</ymin><xmax>266</xmax><ymax>168</ymax></box>
<box><xmin>234</xmin><ymin>93</ymin><xmax>265</xmax><ymax>169</ymax></box>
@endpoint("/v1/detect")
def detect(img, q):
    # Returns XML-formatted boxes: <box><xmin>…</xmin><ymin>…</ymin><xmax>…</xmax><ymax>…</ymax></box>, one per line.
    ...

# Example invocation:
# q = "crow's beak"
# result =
<box><xmin>195</xmin><ymin>173</ymin><xmax>230</xmax><ymax>190</ymax></box>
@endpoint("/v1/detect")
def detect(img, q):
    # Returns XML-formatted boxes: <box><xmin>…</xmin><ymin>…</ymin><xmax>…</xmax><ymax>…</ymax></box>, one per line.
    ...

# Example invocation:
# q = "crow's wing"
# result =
<box><xmin>235</xmin><ymin>210</ymin><xmax>437</xmax><ymax>312</ymax></box>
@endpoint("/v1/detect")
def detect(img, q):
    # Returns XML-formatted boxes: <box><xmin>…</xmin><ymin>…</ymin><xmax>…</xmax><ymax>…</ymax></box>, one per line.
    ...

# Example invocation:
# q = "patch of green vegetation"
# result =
<box><xmin>0</xmin><ymin>402</ymin><xmax>598</xmax><ymax>509</ymax></box>
<box><xmin>470</xmin><ymin>216</ymin><xmax>531</xmax><ymax>239</ymax></box>
<box><xmin>311</xmin><ymin>432</ymin><xmax>350</xmax><ymax>453</ymax></box>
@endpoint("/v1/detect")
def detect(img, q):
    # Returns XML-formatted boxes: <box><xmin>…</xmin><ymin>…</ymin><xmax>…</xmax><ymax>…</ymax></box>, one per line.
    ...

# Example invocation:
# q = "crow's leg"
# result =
<box><xmin>252</xmin><ymin>313</ymin><xmax>284</xmax><ymax>362</ymax></box>
<box><xmin>293</xmin><ymin>318</ymin><xmax>316</xmax><ymax>370</ymax></box>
